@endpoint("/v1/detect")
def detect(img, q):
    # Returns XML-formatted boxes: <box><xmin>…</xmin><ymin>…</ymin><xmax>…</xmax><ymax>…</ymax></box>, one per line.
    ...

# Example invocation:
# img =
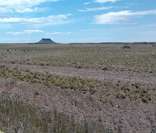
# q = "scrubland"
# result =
<box><xmin>0</xmin><ymin>44</ymin><xmax>155</xmax><ymax>133</ymax></box>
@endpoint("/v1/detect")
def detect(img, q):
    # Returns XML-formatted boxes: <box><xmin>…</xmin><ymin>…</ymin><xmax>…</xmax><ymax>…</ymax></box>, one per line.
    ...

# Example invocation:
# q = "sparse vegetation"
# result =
<box><xmin>122</xmin><ymin>45</ymin><xmax>131</xmax><ymax>49</ymax></box>
<box><xmin>0</xmin><ymin>93</ymin><xmax>111</xmax><ymax>133</ymax></box>
<box><xmin>0</xmin><ymin>45</ymin><xmax>156</xmax><ymax>72</ymax></box>
<box><xmin>0</xmin><ymin>44</ymin><xmax>155</xmax><ymax>133</ymax></box>
<box><xmin>0</xmin><ymin>93</ymin><xmax>46</xmax><ymax>133</ymax></box>
<box><xmin>0</xmin><ymin>65</ymin><xmax>97</xmax><ymax>92</ymax></box>
<box><xmin>0</xmin><ymin>65</ymin><xmax>154</xmax><ymax>104</ymax></box>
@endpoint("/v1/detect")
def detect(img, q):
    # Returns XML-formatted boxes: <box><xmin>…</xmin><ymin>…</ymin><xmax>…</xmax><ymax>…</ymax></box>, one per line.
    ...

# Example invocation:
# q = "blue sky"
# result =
<box><xmin>0</xmin><ymin>0</ymin><xmax>156</xmax><ymax>43</ymax></box>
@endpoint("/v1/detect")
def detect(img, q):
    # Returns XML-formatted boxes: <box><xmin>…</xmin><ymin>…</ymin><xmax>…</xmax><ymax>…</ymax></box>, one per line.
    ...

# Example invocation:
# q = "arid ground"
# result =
<box><xmin>0</xmin><ymin>43</ymin><xmax>156</xmax><ymax>133</ymax></box>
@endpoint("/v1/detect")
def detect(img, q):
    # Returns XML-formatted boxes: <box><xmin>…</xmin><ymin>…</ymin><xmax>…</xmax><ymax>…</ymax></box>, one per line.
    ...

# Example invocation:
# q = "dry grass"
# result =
<box><xmin>0</xmin><ymin>92</ymin><xmax>113</xmax><ymax>133</ymax></box>
<box><xmin>0</xmin><ymin>44</ymin><xmax>155</xmax><ymax>73</ymax></box>
<box><xmin>0</xmin><ymin>93</ymin><xmax>47</xmax><ymax>133</ymax></box>
<box><xmin>0</xmin><ymin>65</ymin><xmax>155</xmax><ymax>104</ymax></box>
<box><xmin>0</xmin><ymin>65</ymin><xmax>97</xmax><ymax>92</ymax></box>
<box><xmin>0</xmin><ymin>44</ymin><xmax>155</xmax><ymax>132</ymax></box>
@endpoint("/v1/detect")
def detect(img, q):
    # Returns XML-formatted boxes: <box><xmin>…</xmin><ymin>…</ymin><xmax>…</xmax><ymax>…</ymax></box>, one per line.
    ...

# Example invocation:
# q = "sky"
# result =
<box><xmin>0</xmin><ymin>0</ymin><xmax>156</xmax><ymax>43</ymax></box>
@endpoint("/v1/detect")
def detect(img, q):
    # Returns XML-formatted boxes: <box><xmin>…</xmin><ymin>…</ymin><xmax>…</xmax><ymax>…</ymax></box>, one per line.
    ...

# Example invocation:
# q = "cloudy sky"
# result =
<box><xmin>0</xmin><ymin>0</ymin><xmax>156</xmax><ymax>43</ymax></box>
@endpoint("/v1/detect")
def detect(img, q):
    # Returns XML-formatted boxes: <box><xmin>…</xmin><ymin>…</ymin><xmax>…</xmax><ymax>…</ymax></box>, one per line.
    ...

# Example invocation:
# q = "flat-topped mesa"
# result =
<box><xmin>37</xmin><ymin>38</ymin><xmax>56</xmax><ymax>44</ymax></box>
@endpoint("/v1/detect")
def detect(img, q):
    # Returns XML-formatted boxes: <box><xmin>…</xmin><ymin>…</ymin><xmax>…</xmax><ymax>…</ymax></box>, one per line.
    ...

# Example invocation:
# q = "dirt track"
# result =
<box><xmin>3</xmin><ymin>63</ymin><xmax>156</xmax><ymax>85</ymax></box>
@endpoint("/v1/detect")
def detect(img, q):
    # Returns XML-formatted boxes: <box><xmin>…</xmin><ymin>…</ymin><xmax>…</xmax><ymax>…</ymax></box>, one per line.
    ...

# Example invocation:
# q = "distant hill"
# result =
<box><xmin>37</xmin><ymin>38</ymin><xmax>56</xmax><ymax>44</ymax></box>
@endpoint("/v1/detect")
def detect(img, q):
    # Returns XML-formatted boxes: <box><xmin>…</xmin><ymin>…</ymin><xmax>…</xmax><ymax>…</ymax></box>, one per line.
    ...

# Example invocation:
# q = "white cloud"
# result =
<box><xmin>0</xmin><ymin>7</ymin><xmax>41</xmax><ymax>13</ymax></box>
<box><xmin>95</xmin><ymin>0</ymin><xmax>118</xmax><ymax>3</ymax></box>
<box><xmin>46</xmin><ymin>32</ymin><xmax>71</xmax><ymax>36</ymax></box>
<box><xmin>84</xmin><ymin>2</ymin><xmax>92</xmax><ymax>5</ymax></box>
<box><xmin>7</xmin><ymin>30</ymin><xmax>71</xmax><ymax>36</ymax></box>
<box><xmin>0</xmin><ymin>7</ymin><xmax>11</xmax><ymax>13</ymax></box>
<box><xmin>0</xmin><ymin>14</ymin><xmax>70</xmax><ymax>25</ymax></box>
<box><xmin>7</xmin><ymin>29</ymin><xmax>44</xmax><ymax>35</ymax></box>
<box><xmin>15</xmin><ymin>7</ymin><xmax>40</xmax><ymax>13</ymax></box>
<box><xmin>24</xmin><ymin>29</ymin><xmax>44</xmax><ymax>33</ymax></box>
<box><xmin>79</xmin><ymin>6</ymin><xmax>111</xmax><ymax>12</ymax></box>
<box><xmin>95</xmin><ymin>10</ymin><xmax>156</xmax><ymax>24</ymax></box>
<box><xmin>0</xmin><ymin>0</ymin><xmax>58</xmax><ymax>13</ymax></box>
<box><xmin>0</xmin><ymin>0</ymin><xmax>58</xmax><ymax>7</ymax></box>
